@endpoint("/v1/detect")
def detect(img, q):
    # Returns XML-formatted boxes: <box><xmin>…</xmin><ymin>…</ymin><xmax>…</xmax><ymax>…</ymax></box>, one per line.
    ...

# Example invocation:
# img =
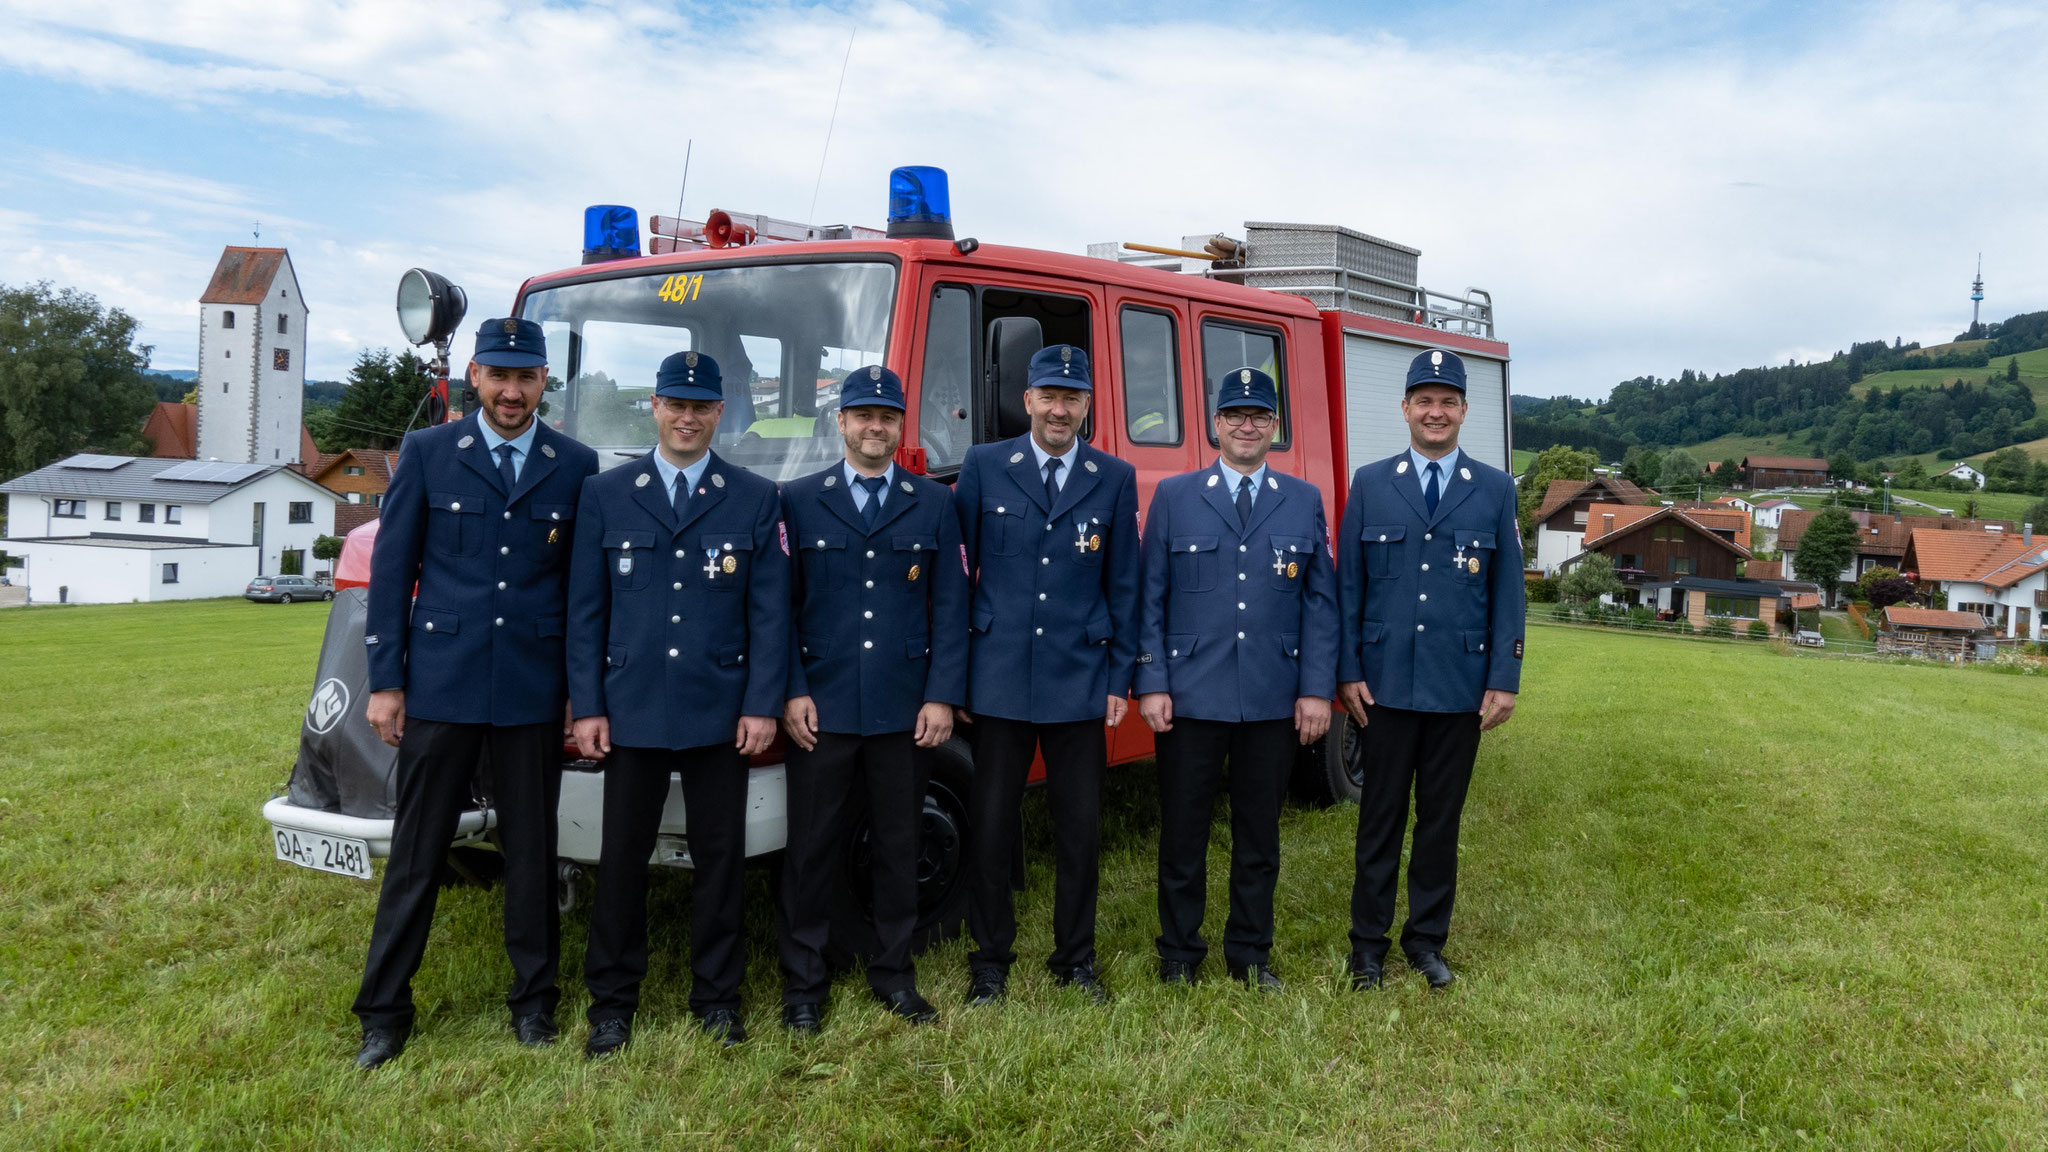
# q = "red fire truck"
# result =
<box><xmin>266</xmin><ymin>166</ymin><xmax>1512</xmax><ymax>954</ymax></box>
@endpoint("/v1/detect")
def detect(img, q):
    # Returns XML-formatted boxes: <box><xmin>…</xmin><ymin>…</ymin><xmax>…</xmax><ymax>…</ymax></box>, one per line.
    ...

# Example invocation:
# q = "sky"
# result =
<box><xmin>1</xmin><ymin>0</ymin><xmax>2043</xmax><ymax>398</ymax></box>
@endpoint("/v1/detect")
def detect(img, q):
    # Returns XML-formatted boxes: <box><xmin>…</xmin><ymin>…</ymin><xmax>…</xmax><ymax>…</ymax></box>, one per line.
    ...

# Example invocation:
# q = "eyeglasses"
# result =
<box><xmin>1217</xmin><ymin>410</ymin><xmax>1276</xmax><ymax>428</ymax></box>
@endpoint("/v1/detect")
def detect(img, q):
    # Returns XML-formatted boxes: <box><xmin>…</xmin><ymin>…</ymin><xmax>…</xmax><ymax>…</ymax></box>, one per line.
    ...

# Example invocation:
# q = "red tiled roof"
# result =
<box><xmin>1535</xmin><ymin>475</ymin><xmax>1647</xmax><ymax>522</ymax></box>
<box><xmin>200</xmin><ymin>247</ymin><xmax>287</xmax><ymax>305</ymax></box>
<box><xmin>1743</xmin><ymin>455</ymin><xmax>1829</xmax><ymax>471</ymax></box>
<box><xmin>1580</xmin><ymin>503</ymin><xmax>1752</xmax><ymax>558</ymax></box>
<box><xmin>1903</xmin><ymin>529</ymin><xmax>2048</xmax><ymax>589</ymax></box>
<box><xmin>334</xmin><ymin>503</ymin><xmax>381</xmax><ymax>535</ymax></box>
<box><xmin>141</xmin><ymin>402</ymin><xmax>197</xmax><ymax>458</ymax></box>
<box><xmin>1788</xmin><ymin>593</ymin><xmax>1821</xmax><ymax>610</ymax></box>
<box><xmin>1747</xmin><ymin>559</ymin><xmax>1782</xmax><ymax>580</ymax></box>
<box><xmin>1884</xmin><ymin>606</ymin><xmax>1989</xmax><ymax>631</ymax></box>
<box><xmin>1779</xmin><ymin>509</ymin><xmax>2013</xmax><ymax>556</ymax></box>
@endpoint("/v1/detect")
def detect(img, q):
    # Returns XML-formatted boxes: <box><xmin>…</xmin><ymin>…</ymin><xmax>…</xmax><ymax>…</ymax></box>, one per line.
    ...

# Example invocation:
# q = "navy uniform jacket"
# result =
<box><xmin>1336</xmin><ymin>453</ymin><xmax>1526</xmax><ymax>713</ymax></box>
<box><xmin>1135</xmin><ymin>466</ymin><xmax>1338</xmax><ymax>721</ymax></box>
<box><xmin>954</xmin><ymin>434</ymin><xmax>1141</xmax><ymax>724</ymax></box>
<box><xmin>367</xmin><ymin>413</ymin><xmax>599</xmax><ymax>725</ymax></box>
<box><xmin>566</xmin><ymin>451</ymin><xmax>789</xmax><ymax>750</ymax></box>
<box><xmin>782</xmin><ymin>466</ymin><xmax>970</xmax><ymax>735</ymax></box>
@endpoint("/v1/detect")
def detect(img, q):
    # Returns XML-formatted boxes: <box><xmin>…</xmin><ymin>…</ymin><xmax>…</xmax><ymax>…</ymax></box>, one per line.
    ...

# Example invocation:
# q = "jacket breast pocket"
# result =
<box><xmin>603</xmin><ymin>529</ymin><xmax>656</xmax><ymax>592</ymax></box>
<box><xmin>529</xmin><ymin>503</ymin><xmax>574</xmax><ymax>554</ymax></box>
<box><xmin>1452</xmin><ymin>530</ymin><xmax>1497</xmax><ymax>585</ymax></box>
<box><xmin>1169</xmin><ymin>535</ymin><xmax>1218</xmax><ymax>592</ymax></box>
<box><xmin>1361</xmin><ymin>525</ymin><xmax>1406</xmax><ymax>579</ymax></box>
<box><xmin>427</xmin><ymin>491</ymin><xmax>485</xmax><ymax>558</ymax></box>
<box><xmin>982</xmin><ymin>497</ymin><xmax>1023</xmax><ymax>557</ymax></box>
<box><xmin>800</xmin><ymin>532</ymin><xmax>848</xmax><ymax>592</ymax></box>
<box><xmin>702</xmin><ymin>533</ymin><xmax>753</xmax><ymax>591</ymax></box>
<box><xmin>1068</xmin><ymin>514</ymin><xmax>1107</xmax><ymax>568</ymax></box>
<box><xmin>893</xmin><ymin>533</ymin><xmax>937</xmax><ymax>590</ymax></box>
<box><xmin>1267</xmin><ymin>535</ymin><xmax>1314</xmax><ymax>591</ymax></box>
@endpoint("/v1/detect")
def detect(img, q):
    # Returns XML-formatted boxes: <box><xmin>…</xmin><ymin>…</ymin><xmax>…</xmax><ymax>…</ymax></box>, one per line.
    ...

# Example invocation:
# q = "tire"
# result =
<box><xmin>1291</xmin><ymin>711</ymin><xmax>1366</xmax><ymax>806</ymax></box>
<box><xmin>823</xmin><ymin>736</ymin><xmax>974</xmax><ymax>966</ymax></box>
<box><xmin>279</xmin><ymin>593</ymin><xmax>293</xmax><ymax>604</ymax></box>
<box><xmin>323</xmin><ymin>591</ymin><xmax>334</xmax><ymax>602</ymax></box>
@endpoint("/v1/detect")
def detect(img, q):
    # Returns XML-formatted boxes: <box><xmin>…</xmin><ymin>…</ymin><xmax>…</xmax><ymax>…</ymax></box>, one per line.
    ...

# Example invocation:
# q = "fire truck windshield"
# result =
<box><xmin>520</xmin><ymin>260</ymin><xmax>896</xmax><ymax>482</ymax></box>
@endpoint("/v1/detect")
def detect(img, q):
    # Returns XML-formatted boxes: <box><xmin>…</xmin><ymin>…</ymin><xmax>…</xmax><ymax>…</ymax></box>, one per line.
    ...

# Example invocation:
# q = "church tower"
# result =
<box><xmin>195</xmin><ymin>247</ymin><xmax>308</xmax><ymax>465</ymax></box>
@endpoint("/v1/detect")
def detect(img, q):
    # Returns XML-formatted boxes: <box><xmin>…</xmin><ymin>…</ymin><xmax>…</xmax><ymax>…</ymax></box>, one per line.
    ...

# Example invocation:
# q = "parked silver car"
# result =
<box><xmin>245</xmin><ymin>575</ymin><xmax>333</xmax><ymax>604</ymax></box>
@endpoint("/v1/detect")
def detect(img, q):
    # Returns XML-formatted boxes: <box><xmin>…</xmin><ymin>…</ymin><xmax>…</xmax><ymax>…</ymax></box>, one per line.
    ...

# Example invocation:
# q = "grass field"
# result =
<box><xmin>3</xmin><ymin>601</ymin><xmax>2046</xmax><ymax>1149</ymax></box>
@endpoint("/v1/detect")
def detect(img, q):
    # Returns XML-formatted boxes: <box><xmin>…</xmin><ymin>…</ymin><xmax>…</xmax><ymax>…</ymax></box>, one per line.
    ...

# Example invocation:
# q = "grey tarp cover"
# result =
<box><xmin>288</xmin><ymin>588</ymin><xmax>399</xmax><ymax>817</ymax></box>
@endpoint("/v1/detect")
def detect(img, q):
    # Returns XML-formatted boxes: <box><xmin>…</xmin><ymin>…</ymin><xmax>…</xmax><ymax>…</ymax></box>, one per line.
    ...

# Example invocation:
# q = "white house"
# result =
<box><xmin>1901</xmin><ymin>524</ymin><xmax>2046</xmax><ymax>643</ymax></box>
<box><xmin>0</xmin><ymin>454</ymin><xmax>337</xmax><ymax>604</ymax></box>
<box><xmin>1937</xmin><ymin>462</ymin><xmax>1988</xmax><ymax>490</ymax></box>
<box><xmin>196</xmin><ymin>247</ymin><xmax>307</xmax><ymax>466</ymax></box>
<box><xmin>1752</xmin><ymin>498</ymin><xmax>1798</xmax><ymax>530</ymax></box>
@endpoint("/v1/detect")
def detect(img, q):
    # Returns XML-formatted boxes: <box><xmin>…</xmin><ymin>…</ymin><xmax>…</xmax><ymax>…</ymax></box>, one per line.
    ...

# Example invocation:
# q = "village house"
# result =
<box><xmin>141</xmin><ymin>402</ymin><xmax>199</xmax><ymax>459</ymax></box>
<box><xmin>1777</xmin><ymin>508</ymin><xmax>2013</xmax><ymax>598</ymax></box>
<box><xmin>1559</xmin><ymin>503</ymin><xmax>1786</xmax><ymax>630</ymax></box>
<box><xmin>299</xmin><ymin>446</ymin><xmax>399</xmax><ymax>507</ymax></box>
<box><xmin>1900</xmin><ymin>524</ymin><xmax>2046</xmax><ymax>643</ymax></box>
<box><xmin>1528</xmin><ymin>475</ymin><xmax>1649</xmax><ymax>574</ymax></box>
<box><xmin>1750</xmin><ymin>498</ymin><xmax>1798</xmax><ymax>530</ymax></box>
<box><xmin>1742</xmin><ymin>454</ymin><xmax>1830</xmax><ymax>488</ymax></box>
<box><xmin>1936</xmin><ymin>462</ymin><xmax>1987</xmax><ymax>490</ymax></box>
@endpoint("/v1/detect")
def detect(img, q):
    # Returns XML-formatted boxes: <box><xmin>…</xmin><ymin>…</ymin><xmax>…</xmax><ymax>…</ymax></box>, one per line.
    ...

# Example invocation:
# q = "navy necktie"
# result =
<box><xmin>672</xmin><ymin>471</ymin><xmax>691</xmax><ymax>521</ymax></box>
<box><xmin>1043</xmin><ymin>457</ymin><xmax>1063</xmax><ymax>508</ymax></box>
<box><xmin>495</xmin><ymin>444</ymin><xmax>517</xmax><ymax>494</ymax></box>
<box><xmin>858</xmin><ymin>475</ymin><xmax>887</xmax><ymax>529</ymax></box>
<box><xmin>1236</xmin><ymin>474</ymin><xmax>1254</xmax><ymax>527</ymax></box>
<box><xmin>1424</xmin><ymin>460</ymin><xmax>1441</xmax><ymax>516</ymax></box>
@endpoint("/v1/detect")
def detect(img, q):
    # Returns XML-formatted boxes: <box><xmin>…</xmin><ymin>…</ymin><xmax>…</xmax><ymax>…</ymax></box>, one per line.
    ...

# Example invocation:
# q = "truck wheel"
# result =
<box><xmin>1291</xmin><ymin>712</ymin><xmax>1366</xmax><ymax>806</ymax></box>
<box><xmin>824</xmin><ymin>736</ymin><xmax>973</xmax><ymax>966</ymax></box>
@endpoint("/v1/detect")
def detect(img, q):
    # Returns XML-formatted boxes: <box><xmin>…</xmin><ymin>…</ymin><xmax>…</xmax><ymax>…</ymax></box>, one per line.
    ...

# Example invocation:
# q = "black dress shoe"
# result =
<box><xmin>782</xmin><ymin>1002</ymin><xmax>824</xmax><ymax>1034</ymax></box>
<box><xmin>584</xmin><ymin>1018</ymin><xmax>631</xmax><ymax>1059</ymax></box>
<box><xmin>1158</xmin><ymin>958</ymin><xmax>1196</xmax><ymax>986</ymax></box>
<box><xmin>354</xmin><ymin>1027</ymin><xmax>407</xmax><ymax>1070</ymax></box>
<box><xmin>1407</xmin><ymin>951</ymin><xmax>1456</xmax><ymax>989</ymax></box>
<box><xmin>698</xmin><ymin>1007</ymin><xmax>748</xmax><ymax>1046</ymax></box>
<box><xmin>967</xmin><ymin>968</ymin><xmax>1008</xmax><ymax>1006</ymax></box>
<box><xmin>878</xmin><ymin>988</ymin><xmax>938</xmax><ymax>1024</ymax></box>
<box><xmin>512</xmin><ymin>1013</ymin><xmax>557</xmax><ymax>1047</ymax></box>
<box><xmin>1348</xmin><ymin>953</ymin><xmax>1383</xmax><ymax>991</ymax></box>
<box><xmin>1228</xmin><ymin>963</ymin><xmax>1285</xmax><ymax>992</ymax></box>
<box><xmin>1052</xmin><ymin>964</ymin><xmax>1110</xmax><ymax>1005</ymax></box>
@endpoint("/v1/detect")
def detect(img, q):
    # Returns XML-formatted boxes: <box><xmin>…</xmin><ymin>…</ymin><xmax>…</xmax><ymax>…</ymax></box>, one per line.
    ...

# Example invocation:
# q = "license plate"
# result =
<box><xmin>272</xmin><ymin>825</ymin><xmax>373</xmax><ymax>879</ymax></box>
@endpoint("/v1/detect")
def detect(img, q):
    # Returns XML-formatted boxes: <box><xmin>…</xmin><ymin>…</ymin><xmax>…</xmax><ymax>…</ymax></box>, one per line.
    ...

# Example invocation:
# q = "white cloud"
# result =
<box><xmin>0</xmin><ymin>0</ymin><xmax>2044</xmax><ymax>399</ymax></box>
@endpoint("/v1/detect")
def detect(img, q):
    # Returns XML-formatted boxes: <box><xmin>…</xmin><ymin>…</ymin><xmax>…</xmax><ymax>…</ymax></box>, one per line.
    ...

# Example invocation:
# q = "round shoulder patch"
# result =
<box><xmin>634</xmin><ymin>472</ymin><xmax>650</xmax><ymax>488</ymax></box>
<box><xmin>1010</xmin><ymin>452</ymin><xmax>1025</xmax><ymax>464</ymax></box>
<box><xmin>711</xmin><ymin>473</ymin><xmax>726</xmax><ymax>488</ymax></box>
<box><xmin>457</xmin><ymin>435</ymin><xmax>475</xmax><ymax>449</ymax></box>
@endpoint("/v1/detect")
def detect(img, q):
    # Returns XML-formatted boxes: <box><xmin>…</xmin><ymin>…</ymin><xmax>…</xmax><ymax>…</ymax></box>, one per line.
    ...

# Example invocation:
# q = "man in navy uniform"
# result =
<box><xmin>353</xmin><ymin>317</ymin><xmax>599</xmax><ymax>1069</ymax></box>
<box><xmin>1135</xmin><ymin>367</ymin><xmax>1336</xmax><ymax>991</ymax></box>
<box><xmin>1335</xmin><ymin>348</ymin><xmax>1525</xmax><ymax>991</ymax></box>
<box><xmin>566</xmin><ymin>350</ymin><xmax>789</xmax><ymax>1054</ymax></box>
<box><xmin>777</xmin><ymin>365</ymin><xmax>968</xmax><ymax>1032</ymax></box>
<box><xmin>954</xmin><ymin>344</ymin><xmax>1141</xmax><ymax>1006</ymax></box>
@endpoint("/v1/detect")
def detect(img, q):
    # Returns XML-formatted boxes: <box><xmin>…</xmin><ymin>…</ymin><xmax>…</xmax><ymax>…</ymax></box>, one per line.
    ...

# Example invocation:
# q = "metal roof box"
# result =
<box><xmin>1236</xmin><ymin>221</ymin><xmax>1421</xmax><ymax>320</ymax></box>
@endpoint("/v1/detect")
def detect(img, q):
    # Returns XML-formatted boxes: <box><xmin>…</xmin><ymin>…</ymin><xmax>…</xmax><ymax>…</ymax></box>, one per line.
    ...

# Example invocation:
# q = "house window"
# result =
<box><xmin>164</xmin><ymin>505</ymin><xmax>183</xmax><ymax>524</ymax></box>
<box><xmin>139</xmin><ymin>503</ymin><xmax>156</xmax><ymax>523</ymax></box>
<box><xmin>1705</xmin><ymin>595</ymin><xmax>1760</xmax><ymax>618</ymax></box>
<box><xmin>1668</xmin><ymin>556</ymin><xmax>1696</xmax><ymax>575</ymax></box>
<box><xmin>54</xmin><ymin>499</ymin><xmax>84</xmax><ymax>518</ymax></box>
<box><xmin>277</xmin><ymin>314</ymin><xmax>288</xmax><ymax>335</ymax></box>
<box><xmin>347</xmin><ymin>492</ymin><xmax>362</xmax><ymax>504</ymax></box>
<box><xmin>105</xmin><ymin>501</ymin><xmax>121</xmax><ymax>521</ymax></box>
<box><xmin>1655</xmin><ymin>522</ymin><xmax>1688</xmax><ymax>542</ymax></box>
<box><xmin>1120</xmin><ymin>306</ymin><xmax>1182</xmax><ymax>446</ymax></box>
<box><xmin>222</xmin><ymin>310</ymin><xmax>236</xmax><ymax>329</ymax></box>
<box><xmin>274</xmin><ymin>349</ymin><xmax>290</xmax><ymax>371</ymax></box>
<box><xmin>1616</xmin><ymin>553</ymin><xmax>1642</xmax><ymax>571</ymax></box>
<box><xmin>1572</xmin><ymin>511</ymin><xmax>1589</xmax><ymax>526</ymax></box>
<box><xmin>343</xmin><ymin>465</ymin><xmax>364</xmax><ymax>476</ymax></box>
<box><xmin>288</xmin><ymin>501</ymin><xmax>312</xmax><ymax>524</ymax></box>
<box><xmin>162</xmin><ymin>563</ymin><xmax>179</xmax><ymax>584</ymax></box>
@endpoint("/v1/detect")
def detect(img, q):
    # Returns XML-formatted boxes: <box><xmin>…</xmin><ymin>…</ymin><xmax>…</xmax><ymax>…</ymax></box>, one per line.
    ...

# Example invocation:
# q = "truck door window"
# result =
<box><xmin>1201</xmin><ymin>319</ymin><xmax>1289</xmax><ymax>450</ymax></box>
<box><xmin>1120</xmin><ymin>306</ymin><xmax>1181</xmax><ymax>446</ymax></box>
<box><xmin>978</xmin><ymin>287</ymin><xmax>1092</xmax><ymax>446</ymax></box>
<box><xmin>919</xmin><ymin>284</ymin><xmax>974</xmax><ymax>473</ymax></box>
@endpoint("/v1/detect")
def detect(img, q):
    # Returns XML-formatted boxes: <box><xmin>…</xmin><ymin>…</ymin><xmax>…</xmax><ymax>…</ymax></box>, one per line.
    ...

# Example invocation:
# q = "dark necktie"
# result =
<box><xmin>1424</xmin><ymin>460</ymin><xmax>1441</xmax><ymax>516</ymax></box>
<box><xmin>858</xmin><ymin>475</ymin><xmax>887</xmax><ymax>530</ymax></box>
<box><xmin>1235</xmin><ymin>474</ymin><xmax>1254</xmax><ymax>527</ymax></box>
<box><xmin>495</xmin><ymin>444</ymin><xmax>517</xmax><ymax>494</ymax></box>
<box><xmin>1043</xmin><ymin>456</ymin><xmax>1063</xmax><ymax>508</ymax></box>
<box><xmin>672</xmin><ymin>470</ymin><xmax>691</xmax><ymax>521</ymax></box>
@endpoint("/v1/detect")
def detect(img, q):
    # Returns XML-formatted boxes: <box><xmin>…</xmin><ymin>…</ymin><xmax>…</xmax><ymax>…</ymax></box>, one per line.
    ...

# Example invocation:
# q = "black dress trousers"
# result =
<box><xmin>777</xmin><ymin>730</ymin><xmax>927</xmax><ymax>1004</ymax></box>
<box><xmin>352</xmin><ymin>718</ymin><xmax>562</xmax><ymax>1032</ymax></box>
<box><xmin>1154</xmin><ymin>716</ymin><xmax>1295</xmax><ymax>970</ymax></box>
<box><xmin>965</xmin><ymin>715</ymin><xmax>1106</xmax><ymax>974</ymax></box>
<box><xmin>583</xmin><ymin>743</ymin><xmax>749</xmax><ymax>1022</ymax></box>
<box><xmin>1348</xmin><ymin>705</ymin><xmax>1482</xmax><ymax>963</ymax></box>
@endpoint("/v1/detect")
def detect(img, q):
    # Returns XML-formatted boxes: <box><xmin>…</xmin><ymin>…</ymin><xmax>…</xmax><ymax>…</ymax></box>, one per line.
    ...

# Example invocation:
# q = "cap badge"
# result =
<box><xmin>635</xmin><ymin>472</ymin><xmax>650</xmax><ymax>487</ymax></box>
<box><xmin>685</xmin><ymin>351</ymin><xmax>699</xmax><ymax>367</ymax></box>
<box><xmin>501</xmin><ymin>319</ymin><xmax>518</xmax><ymax>335</ymax></box>
<box><xmin>1060</xmin><ymin>346</ymin><xmax>1073</xmax><ymax>363</ymax></box>
<box><xmin>711</xmin><ymin>473</ymin><xmax>725</xmax><ymax>488</ymax></box>
<box><xmin>1430</xmin><ymin>350</ymin><xmax>1443</xmax><ymax>367</ymax></box>
<box><xmin>1240</xmin><ymin>369</ymin><xmax>1252</xmax><ymax>384</ymax></box>
<box><xmin>458</xmin><ymin>435</ymin><xmax>474</xmax><ymax>449</ymax></box>
<box><xmin>869</xmin><ymin>366</ymin><xmax>882</xmax><ymax>380</ymax></box>
<box><xmin>722</xmin><ymin>554</ymin><xmax>737</xmax><ymax>574</ymax></box>
<box><xmin>908</xmin><ymin>564</ymin><xmax>921</xmax><ymax>581</ymax></box>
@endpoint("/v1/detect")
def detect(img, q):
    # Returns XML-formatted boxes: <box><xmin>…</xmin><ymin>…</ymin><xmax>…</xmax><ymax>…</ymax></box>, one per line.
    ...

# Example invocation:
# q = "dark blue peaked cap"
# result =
<box><xmin>655</xmin><ymin>350</ymin><xmax>722</xmax><ymax>402</ymax></box>
<box><xmin>1214</xmin><ymin>366</ymin><xmax>1278</xmax><ymax>413</ymax></box>
<box><xmin>473</xmin><ymin>318</ymin><xmax>547</xmax><ymax>368</ymax></box>
<box><xmin>1026</xmin><ymin>344</ymin><xmax>1092</xmax><ymax>392</ymax></box>
<box><xmin>1405</xmin><ymin>348</ymin><xmax>1467</xmax><ymax>392</ymax></box>
<box><xmin>839</xmin><ymin>365</ymin><xmax>906</xmax><ymax>410</ymax></box>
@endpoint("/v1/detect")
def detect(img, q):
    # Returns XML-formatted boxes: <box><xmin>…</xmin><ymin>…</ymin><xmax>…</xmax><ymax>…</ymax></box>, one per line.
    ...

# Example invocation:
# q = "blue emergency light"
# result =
<box><xmin>886</xmin><ymin>166</ymin><xmax>955</xmax><ymax>240</ymax></box>
<box><xmin>582</xmin><ymin>204</ymin><xmax>641</xmax><ymax>264</ymax></box>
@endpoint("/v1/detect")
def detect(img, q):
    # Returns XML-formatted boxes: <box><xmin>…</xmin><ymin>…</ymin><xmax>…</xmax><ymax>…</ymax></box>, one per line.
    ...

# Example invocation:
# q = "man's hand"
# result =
<box><xmin>366</xmin><ymin>689</ymin><xmax>406</xmax><ymax>747</ymax></box>
<box><xmin>1479</xmin><ymin>689</ymin><xmax>1517</xmax><ymax>732</ymax></box>
<box><xmin>954</xmin><ymin>707</ymin><xmax>975</xmax><ymax>727</ymax></box>
<box><xmin>915</xmin><ymin>702</ymin><xmax>954</xmax><ymax>748</ymax></box>
<box><xmin>573</xmin><ymin>716</ymin><xmax>612</xmax><ymax>761</ymax></box>
<box><xmin>1104</xmin><ymin>694</ymin><xmax>1129</xmax><ymax>729</ymax></box>
<box><xmin>783</xmin><ymin>696</ymin><xmax>819</xmax><ymax>752</ymax></box>
<box><xmin>1337</xmin><ymin>681</ymin><xmax>1375</xmax><ymax>726</ymax></box>
<box><xmin>1294</xmin><ymin>696</ymin><xmax>1331</xmax><ymax>745</ymax></box>
<box><xmin>1136</xmin><ymin>692</ymin><xmax>1174</xmax><ymax>733</ymax></box>
<box><xmin>736</xmin><ymin>715</ymin><xmax>778</xmax><ymax>756</ymax></box>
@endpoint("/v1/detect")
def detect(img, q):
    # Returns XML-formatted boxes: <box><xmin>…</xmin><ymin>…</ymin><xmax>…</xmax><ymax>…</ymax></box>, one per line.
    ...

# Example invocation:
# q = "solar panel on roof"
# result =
<box><xmin>157</xmin><ymin>460</ymin><xmax>266</xmax><ymax>483</ymax></box>
<box><xmin>61</xmin><ymin>454</ymin><xmax>131</xmax><ymax>470</ymax></box>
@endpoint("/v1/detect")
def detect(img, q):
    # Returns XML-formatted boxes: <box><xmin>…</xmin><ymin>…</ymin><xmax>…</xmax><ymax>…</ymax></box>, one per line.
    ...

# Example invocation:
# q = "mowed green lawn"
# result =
<box><xmin>1883</xmin><ymin>488</ymin><xmax>2043</xmax><ymax>522</ymax></box>
<box><xmin>3</xmin><ymin>602</ymin><xmax>2045</xmax><ymax>1149</ymax></box>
